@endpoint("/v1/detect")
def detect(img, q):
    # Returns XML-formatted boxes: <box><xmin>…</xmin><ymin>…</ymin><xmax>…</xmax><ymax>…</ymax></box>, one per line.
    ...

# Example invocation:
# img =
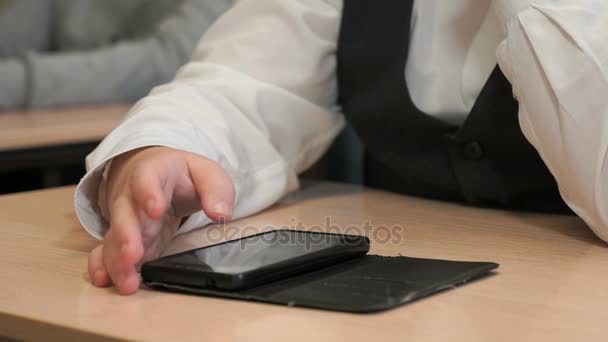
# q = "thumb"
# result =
<box><xmin>186</xmin><ymin>154</ymin><xmax>235</xmax><ymax>222</ymax></box>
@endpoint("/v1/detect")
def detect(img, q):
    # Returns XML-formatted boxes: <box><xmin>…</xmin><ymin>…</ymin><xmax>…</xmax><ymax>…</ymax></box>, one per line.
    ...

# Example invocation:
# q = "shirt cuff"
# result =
<box><xmin>74</xmin><ymin>129</ymin><xmax>219</xmax><ymax>240</ymax></box>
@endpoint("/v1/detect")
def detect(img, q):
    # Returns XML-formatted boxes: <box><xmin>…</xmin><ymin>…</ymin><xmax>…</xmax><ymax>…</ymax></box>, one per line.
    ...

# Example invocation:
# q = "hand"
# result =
<box><xmin>87</xmin><ymin>146</ymin><xmax>235</xmax><ymax>295</ymax></box>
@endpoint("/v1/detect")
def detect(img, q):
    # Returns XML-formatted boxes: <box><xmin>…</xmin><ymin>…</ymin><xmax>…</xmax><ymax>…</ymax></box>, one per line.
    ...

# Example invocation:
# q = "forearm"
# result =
<box><xmin>75</xmin><ymin>0</ymin><xmax>345</xmax><ymax>238</ymax></box>
<box><xmin>495</xmin><ymin>0</ymin><xmax>608</xmax><ymax>241</ymax></box>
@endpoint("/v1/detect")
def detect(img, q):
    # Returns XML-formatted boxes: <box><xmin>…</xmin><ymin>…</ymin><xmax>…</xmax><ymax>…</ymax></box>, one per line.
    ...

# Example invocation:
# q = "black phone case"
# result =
<box><xmin>145</xmin><ymin>255</ymin><xmax>498</xmax><ymax>314</ymax></box>
<box><xmin>141</xmin><ymin>230</ymin><xmax>371</xmax><ymax>290</ymax></box>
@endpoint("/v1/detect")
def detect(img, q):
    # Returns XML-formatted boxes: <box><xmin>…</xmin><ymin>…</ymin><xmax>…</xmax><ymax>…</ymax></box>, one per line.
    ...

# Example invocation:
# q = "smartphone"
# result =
<box><xmin>142</xmin><ymin>229</ymin><xmax>370</xmax><ymax>291</ymax></box>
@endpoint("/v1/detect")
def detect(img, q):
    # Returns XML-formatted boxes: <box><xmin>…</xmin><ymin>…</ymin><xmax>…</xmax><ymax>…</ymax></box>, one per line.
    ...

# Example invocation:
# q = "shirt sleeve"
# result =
<box><xmin>494</xmin><ymin>0</ymin><xmax>608</xmax><ymax>242</ymax></box>
<box><xmin>11</xmin><ymin>0</ymin><xmax>233</xmax><ymax>110</ymax></box>
<box><xmin>74</xmin><ymin>0</ymin><xmax>345</xmax><ymax>239</ymax></box>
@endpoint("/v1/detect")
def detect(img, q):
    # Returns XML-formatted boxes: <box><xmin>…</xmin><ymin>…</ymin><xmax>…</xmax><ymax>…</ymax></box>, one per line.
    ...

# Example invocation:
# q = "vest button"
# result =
<box><xmin>463</xmin><ymin>141</ymin><xmax>484</xmax><ymax>160</ymax></box>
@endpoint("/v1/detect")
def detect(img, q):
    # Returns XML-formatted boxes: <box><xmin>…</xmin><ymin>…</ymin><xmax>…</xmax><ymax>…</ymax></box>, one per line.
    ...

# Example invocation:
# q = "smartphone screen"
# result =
<box><xmin>142</xmin><ymin>230</ymin><xmax>370</xmax><ymax>290</ymax></box>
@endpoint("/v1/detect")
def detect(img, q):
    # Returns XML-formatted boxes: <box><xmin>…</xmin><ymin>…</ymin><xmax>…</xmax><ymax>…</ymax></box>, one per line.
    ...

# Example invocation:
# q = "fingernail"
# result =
<box><xmin>214</xmin><ymin>201</ymin><xmax>231</xmax><ymax>218</ymax></box>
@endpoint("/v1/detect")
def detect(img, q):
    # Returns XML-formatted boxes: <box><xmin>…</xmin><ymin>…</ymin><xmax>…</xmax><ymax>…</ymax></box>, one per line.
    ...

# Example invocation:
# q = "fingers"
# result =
<box><xmin>186</xmin><ymin>155</ymin><xmax>235</xmax><ymax>222</ymax></box>
<box><xmin>95</xmin><ymin>148</ymin><xmax>234</xmax><ymax>295</ymax></box>
<box><xmin>130</xmin><ymin>165</ymin><xmax>168</xmax><ymax>221</ymax></box>
<box><xmin>104</xmin><ymin>195</ymin><xmax>145</xmax><ymax>295</ymax></box>
<box><xmin>88</xmin><ymin>244</ymin><xmax>111</xmax><ymax>287</ymax></box>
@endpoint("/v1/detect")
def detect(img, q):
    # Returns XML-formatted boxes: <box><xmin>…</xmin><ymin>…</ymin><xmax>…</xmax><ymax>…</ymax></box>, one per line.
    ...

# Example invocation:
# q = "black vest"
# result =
<box><xmin>336</xmin><ymin>1</ymin><xmax>570</xmax><ymax>213</ymax></box>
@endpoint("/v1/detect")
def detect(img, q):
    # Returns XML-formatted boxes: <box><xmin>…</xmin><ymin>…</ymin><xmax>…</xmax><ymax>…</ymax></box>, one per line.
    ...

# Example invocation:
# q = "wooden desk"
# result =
<box><xmin>0</xmin><ymin>105</ymin><xmax>128</xmax><ymax>152</ymax></box>
<box><xmin>1</xmin><ymin>182</ymin><xmax>606</xmax><ymax>341</ymax></box>
<box><xmin>0</xmin><ymin>105</ymin><xmax>128</xmax><ymax>187</ymax></box>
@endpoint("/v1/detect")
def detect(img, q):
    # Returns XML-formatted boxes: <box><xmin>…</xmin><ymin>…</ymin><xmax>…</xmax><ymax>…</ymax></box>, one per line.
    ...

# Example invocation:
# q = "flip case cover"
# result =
<box><xmin>145</xmin><ymin>255</ymin><xmax>498</xmax><ymax>314</ymax></box>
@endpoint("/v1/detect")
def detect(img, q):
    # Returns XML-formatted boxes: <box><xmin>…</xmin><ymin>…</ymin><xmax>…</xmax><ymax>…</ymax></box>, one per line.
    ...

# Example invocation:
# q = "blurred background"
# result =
<box><xmin>0</xmin><ymin>0</ymin><xmax>363</xmax><ymax>195</ymax></box>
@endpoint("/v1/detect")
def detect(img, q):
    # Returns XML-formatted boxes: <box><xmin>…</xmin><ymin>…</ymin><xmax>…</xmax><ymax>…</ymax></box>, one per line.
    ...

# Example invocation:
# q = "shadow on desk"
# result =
<box><xmin>505</xmin><ymin>210</ymin><xmax>604</xmax><ymax>247</ymax></box>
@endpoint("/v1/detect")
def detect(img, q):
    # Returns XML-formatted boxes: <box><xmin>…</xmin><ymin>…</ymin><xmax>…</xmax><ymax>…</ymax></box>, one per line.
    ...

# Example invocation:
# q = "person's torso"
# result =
<box><xmin>406</xmin><ymin>0</ymin><xmax>503</xmax><ymax>125</ymax></box>
<box><xmin>337</xmin><ymin>0</ymin><xmax>570</xmax><ymax>213</ymax></box>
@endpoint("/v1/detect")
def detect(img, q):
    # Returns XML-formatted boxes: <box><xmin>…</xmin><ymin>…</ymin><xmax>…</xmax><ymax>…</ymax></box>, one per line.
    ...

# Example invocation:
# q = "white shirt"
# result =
<box><xmin>74</xmin><ymin>0</ymin><xmax>608</xmax><ymax>243</ymax></box>
<box><xmin>407</xmin><ymin>1</ymin><xmax>502</xmax><ymax>124</ymax></box>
